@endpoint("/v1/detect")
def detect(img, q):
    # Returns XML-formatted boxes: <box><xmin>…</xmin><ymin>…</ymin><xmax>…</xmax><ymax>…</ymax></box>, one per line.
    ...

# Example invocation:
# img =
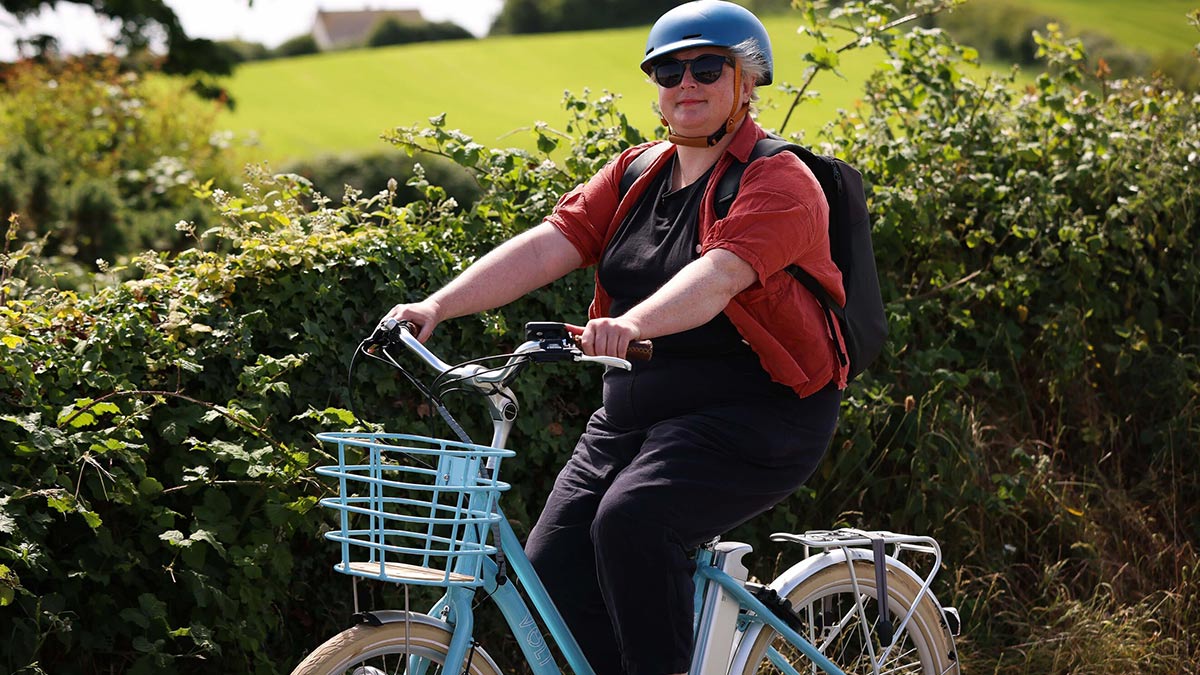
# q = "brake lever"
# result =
<box><xmin>577</xmin><ymin>354</ymin><xmax>632</xmax><ymax>370</ymax></box>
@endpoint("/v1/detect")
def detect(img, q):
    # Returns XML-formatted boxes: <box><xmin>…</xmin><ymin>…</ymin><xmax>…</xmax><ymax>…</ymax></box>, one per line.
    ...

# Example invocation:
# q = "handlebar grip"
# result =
<box><xmin>625</xmin><ymin>340</ymin><xmax>653</xmax><ymax>361</ymax></box>
<box><xmin>570</xmin><ymin>335</ymin><xmax>653</xmax><ymax>361</ymax></box>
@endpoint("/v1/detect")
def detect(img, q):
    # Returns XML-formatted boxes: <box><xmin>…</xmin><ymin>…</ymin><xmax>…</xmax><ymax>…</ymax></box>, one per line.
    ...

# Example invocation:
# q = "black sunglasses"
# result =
<box><xmin>652</xmin><ymin>54</ymin><xmax>734</xmax><ymax>88</ymax></box>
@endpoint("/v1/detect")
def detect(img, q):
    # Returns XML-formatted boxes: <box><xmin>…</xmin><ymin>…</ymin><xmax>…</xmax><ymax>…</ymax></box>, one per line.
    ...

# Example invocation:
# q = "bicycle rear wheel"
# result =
<box><xmin>291</xmin><ymin>617</ymin><xmax>503</xmax><ymax>675</ymax></box>
<box><xmin>736</xmin><ymin>561</ymin><xmax>958</xmax><ymax>675</ymax></box>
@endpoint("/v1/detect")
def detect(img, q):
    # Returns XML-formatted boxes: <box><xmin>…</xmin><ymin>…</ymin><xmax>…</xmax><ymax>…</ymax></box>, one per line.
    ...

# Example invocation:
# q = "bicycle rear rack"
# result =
<box><xmin>771</xmin><ymin>528</ymin><xmax>959</xmax><ymax>663</ymax></box>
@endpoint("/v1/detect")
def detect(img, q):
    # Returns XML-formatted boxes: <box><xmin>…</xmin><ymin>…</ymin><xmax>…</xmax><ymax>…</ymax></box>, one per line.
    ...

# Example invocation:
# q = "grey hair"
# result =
<box><xmin>727</xmin><ymin>37</ymin><xmax>769</xmax><ymax>103</ymax></box>
<box><xmin>646</xmin><ymin>37</ymin><xmax>770</xmax><ymax>109</ymax></box>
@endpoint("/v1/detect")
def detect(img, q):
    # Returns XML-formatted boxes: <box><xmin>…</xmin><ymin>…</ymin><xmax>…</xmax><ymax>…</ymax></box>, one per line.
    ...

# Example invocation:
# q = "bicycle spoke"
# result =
<box><xmin>740</xmin><ymin>562</ymin><xmax>954</xmax><ymax>675</ymax></box>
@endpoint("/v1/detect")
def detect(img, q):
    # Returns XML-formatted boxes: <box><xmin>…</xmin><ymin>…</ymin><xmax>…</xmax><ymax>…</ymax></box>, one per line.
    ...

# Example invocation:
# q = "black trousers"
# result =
<box><xmin>524</xmin><ymin>353</ymin><xmax>841</xmax><ymax>675</ymax></box>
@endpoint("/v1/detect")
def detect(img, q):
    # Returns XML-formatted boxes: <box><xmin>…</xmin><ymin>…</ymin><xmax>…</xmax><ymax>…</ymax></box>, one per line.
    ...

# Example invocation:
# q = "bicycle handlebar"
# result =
<box><xmin>363</xmin><ymin>318</ymin><xmax>650</xmax><ymax>394</ymax></box>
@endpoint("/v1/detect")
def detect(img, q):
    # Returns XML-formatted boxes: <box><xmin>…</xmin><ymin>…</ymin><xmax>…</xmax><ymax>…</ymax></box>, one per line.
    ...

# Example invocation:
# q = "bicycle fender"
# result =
<box><xmin>359</xmin><ymin>610</ymin><xmax>504</xmax><ymax>674</ymax></box>
<box><xmin>726</xmin><ymin>548</ymin><xmax>932</xmax><ymax>673</ymax></box>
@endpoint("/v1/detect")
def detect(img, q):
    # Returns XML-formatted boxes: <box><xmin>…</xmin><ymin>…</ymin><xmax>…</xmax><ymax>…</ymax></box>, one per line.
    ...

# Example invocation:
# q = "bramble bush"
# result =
<box><xmin>1</xmin><ymin>1</ymin><xmax>1198</xmax><ymax>673</ymax></box>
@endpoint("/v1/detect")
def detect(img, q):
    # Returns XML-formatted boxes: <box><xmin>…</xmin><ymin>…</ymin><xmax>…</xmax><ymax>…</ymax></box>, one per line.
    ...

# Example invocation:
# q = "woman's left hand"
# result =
<box><xmin>571</xmin><ymin>318</ymin><xmax>643</xmax><ymax>358</ymax></box>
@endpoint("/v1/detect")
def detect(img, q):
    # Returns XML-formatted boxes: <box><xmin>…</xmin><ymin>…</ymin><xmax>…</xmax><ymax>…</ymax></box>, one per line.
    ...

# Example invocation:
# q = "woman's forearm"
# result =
<box><xmin>577</xmin><ymin>248</ymin><xmax>756</xmax><ymax>357</ymax></box>
<box><xmin>621</xmin><ymin>249</ymin><xmax>756</xmax><ymax>339</ymax></box>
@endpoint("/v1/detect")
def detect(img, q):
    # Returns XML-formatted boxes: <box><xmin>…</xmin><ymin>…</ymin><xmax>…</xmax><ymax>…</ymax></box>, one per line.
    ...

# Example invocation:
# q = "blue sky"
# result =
<box><xmin>0</xmin><ymin>0</ymin><xmax>504</xmax><ymax>61</ymax></box>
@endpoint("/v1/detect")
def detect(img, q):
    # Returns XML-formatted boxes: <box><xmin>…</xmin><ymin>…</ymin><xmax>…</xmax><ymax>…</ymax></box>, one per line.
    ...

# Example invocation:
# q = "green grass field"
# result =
<box><xmin>220</xmin><ymin>16</ymin><xmax>901</xmax><ymax>163</ymax></box>
<box><xmin>220</xmin><ymin>3</ymin><xmax>1199</xmax><ymax>164</ymax></box>
<box><xmin>1010</xmin><ymin>0</ymin><xmax>1198</xmax><ymax>54</ymax></box>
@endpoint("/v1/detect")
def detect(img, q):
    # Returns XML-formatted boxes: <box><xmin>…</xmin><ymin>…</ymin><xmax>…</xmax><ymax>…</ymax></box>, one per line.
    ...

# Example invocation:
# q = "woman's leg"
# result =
<box><xmin>591</xmin><ymin>386</ymin><xmax>841</xmax><ymax>675</ymax></box>
<box><xmin>525</xmin><ymin>409</ymin><xmax>646</xmax><ymax>675</ymax></box>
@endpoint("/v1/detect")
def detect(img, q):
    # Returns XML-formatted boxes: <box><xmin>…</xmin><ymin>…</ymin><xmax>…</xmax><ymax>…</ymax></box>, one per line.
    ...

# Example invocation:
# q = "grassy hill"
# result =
<box><xmin>220</xmin><ymin>3</ymin><xmax>1199</xmax><ymax>163</ymax></box>
<box><xmin>219</xmin><ymin>16</ymin><xmax>901</xmax><ymax>163</ymax></box>
<box><xmin>1011</xmin><ymin>0</ymin><xmax>1198</xmax><ymax>52</ymax></box>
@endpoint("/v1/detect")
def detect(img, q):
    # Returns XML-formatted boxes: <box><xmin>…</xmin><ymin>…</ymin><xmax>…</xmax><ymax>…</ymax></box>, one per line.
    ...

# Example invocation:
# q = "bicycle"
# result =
<box><xmin>292</xmin><ymin>319</ymin><xmax>962</xmax><ymax>675</ymax></box>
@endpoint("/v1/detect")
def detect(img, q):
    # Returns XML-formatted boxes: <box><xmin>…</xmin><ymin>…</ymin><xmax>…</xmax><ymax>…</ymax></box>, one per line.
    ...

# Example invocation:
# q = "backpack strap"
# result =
<box><xmin>618</xmin><ymin>142</ymin><xmax>673</xmax><ymax>199</ymax></box>
<box><xmin>716</xmin><ymin>136</ymin><xmax>851</xmax><ymax>369</ymax></box>
<box><xmin>712</xmin><ymin>136</ymin><xmax>795</xmax><ymax>219</ymax></box>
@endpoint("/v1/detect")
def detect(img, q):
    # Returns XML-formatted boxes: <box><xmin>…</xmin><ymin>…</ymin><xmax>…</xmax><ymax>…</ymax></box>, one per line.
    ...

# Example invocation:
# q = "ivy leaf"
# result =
<box><xmin>1</xmin><ymin>412</ymin><xmax>42</xmax><ymax>432</ymax></box>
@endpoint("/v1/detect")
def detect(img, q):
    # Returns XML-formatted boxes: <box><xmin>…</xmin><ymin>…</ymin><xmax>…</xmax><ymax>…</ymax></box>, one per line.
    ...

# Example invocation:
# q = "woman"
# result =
<box><xmin>384</xmin><ymin>2</ymin><xmax>846</xmax><ymax>673</ymax></box>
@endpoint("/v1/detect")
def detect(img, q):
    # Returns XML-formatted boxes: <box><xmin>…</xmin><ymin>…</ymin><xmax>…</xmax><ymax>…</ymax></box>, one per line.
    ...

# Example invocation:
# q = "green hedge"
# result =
<box><xmin>1</xmin><ymin>2</ymin><xmax>1197</xmax><ymax>673</ymax></box>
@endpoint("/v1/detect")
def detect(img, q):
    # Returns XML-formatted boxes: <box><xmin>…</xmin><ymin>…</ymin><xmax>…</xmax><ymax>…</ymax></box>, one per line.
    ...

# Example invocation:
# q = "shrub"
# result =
<box><xmin>273</xmin><ymin>34</ymin><xmax>319</xmax><ymax>58</ymax></box>
<box><xmin>366</xmin><ymin>18</ymin><xmax>473</xmax><ymax>47</ymax></box>
<box><xmin>280</xmin><ymin>150</ymin><xmax>481</xmax><ymax>210</ymax></box>
<box><xmin>218</xmin><ymin>39</ymin><xmax>272</xmax><ymax>63</ymax></box>
<box><xmin>0</xmin><ymin>57</ymin><xmax>242</xmax><ymax>274</ymax></box>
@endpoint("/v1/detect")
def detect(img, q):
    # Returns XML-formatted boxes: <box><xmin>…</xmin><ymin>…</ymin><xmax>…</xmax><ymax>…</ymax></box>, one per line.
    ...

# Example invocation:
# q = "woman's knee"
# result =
<box><xmin>591</xmin><ymin>496</ymin><xmax>679</xmax><ymax>560</ymax></box>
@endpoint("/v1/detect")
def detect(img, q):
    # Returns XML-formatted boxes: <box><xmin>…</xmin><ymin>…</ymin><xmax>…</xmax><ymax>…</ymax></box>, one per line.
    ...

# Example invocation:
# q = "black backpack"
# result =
<box><xmin>618</xmin><ymin>137</ymin><xmax>887</xmax><ymax>381</ymax></box>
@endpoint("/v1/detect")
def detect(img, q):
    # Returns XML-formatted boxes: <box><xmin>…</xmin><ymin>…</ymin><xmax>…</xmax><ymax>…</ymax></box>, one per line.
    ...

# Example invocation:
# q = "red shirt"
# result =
<box><xmin>545</xmin><ymin>117</ymin><xmax>848</xmax><ymax>397</ymax></box>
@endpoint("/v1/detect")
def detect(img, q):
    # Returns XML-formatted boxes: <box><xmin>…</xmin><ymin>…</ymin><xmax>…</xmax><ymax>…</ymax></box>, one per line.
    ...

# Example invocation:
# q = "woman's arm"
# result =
<box><xmin>578</xmin><ymin>248</ymin><xmax>756</xmax><ymax>357</ymax></box>
<box><xmin>385</xmin><ymin>222</ymin><xmax>584</xmax><ymax>341</ymax></box>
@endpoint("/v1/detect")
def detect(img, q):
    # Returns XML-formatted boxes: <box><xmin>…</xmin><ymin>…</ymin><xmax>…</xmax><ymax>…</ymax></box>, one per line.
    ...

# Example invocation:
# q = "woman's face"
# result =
<box><xmin>655</xmin><ymin>47</ymin><xmax>752</xmax><ymax>137</ymax></box>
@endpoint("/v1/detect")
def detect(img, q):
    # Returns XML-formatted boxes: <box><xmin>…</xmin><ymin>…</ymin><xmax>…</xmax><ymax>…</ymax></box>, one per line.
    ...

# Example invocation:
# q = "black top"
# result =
<box><xmin>598</xmin><ymin>159</ymin><xmax>751</xmax><ymax>357</ymax></box>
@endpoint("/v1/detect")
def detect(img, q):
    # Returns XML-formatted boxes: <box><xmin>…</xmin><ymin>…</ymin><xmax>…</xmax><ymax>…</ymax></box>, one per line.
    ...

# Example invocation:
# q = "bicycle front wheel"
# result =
<box><xmin>736</xmin><ymin>561</ymin><xmax>958</xmax><ymax>675</ymax></box>
<box><xmin>291</xmin><ymin>617</ymin><xmax>503</xmax><ymax>675</ymax></box>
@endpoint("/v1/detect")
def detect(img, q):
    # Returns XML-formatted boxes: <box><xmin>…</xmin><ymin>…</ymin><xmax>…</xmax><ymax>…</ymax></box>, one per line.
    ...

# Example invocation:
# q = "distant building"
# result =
<box><xmin>311</xmin><ymin>9</ymin><xmax>424</xmax><ymax>50</ymax></box>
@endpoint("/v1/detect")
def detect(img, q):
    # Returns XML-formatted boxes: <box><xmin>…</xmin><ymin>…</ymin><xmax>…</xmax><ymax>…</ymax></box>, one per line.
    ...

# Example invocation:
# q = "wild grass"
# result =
<box><xmin>943</xmin><ymin>401</ymin><xmax>1200</xmax><ymax>674</ymax></box>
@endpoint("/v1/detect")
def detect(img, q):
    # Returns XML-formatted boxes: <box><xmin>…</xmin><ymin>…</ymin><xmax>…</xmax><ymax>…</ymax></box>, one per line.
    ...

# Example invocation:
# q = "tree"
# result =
<box><xmin>1</xmin><ymin>0</ymin><xmax>241</xmax><ymax>75</ymax></box>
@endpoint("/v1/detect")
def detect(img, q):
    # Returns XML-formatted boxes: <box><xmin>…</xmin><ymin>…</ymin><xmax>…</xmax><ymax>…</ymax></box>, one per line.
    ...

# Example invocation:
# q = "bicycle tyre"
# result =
<box><xmin>736</xmin><ymin>560</ymin><xmax>958</xmax><ymax>675</ymax></box>
<box><xmin>291</xmin><ymin>618</ymin><xmax>503</xmax><ymax>675</ymax></box>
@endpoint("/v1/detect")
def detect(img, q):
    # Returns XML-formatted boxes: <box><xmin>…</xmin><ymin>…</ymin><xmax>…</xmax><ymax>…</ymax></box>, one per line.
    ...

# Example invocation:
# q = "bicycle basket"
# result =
<box><xmin>316</xmin><ymin>432</ymin><xmax>515</xmax><ymax>588</ymax></box>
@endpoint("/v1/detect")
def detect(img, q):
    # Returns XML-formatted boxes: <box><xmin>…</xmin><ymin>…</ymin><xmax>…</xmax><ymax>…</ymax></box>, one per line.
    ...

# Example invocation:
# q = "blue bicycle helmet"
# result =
<box><xmin>640</xmin><ymin>0</ymin><xmax>773</xmax><ymax>86</ymax></box>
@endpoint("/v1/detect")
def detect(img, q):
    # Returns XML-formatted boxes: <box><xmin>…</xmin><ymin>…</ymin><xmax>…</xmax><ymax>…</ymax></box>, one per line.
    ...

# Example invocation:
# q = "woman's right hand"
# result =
<box><xmin>383</xmin><ymin>299</ymin><xmax>442</xmax><ymax>343</ymax></box>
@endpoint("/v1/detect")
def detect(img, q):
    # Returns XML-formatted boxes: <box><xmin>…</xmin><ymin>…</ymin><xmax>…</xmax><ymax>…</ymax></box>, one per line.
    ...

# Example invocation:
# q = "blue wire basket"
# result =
<box><xmin>315</xmin><ymin>432</ymin><xmax>515</xmax><ymax>588</ymax></box>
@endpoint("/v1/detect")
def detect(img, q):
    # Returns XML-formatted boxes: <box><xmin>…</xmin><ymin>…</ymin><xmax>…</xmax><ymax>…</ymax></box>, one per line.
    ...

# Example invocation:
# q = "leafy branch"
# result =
<box><xmin>780</xmin><ymin>0</ymin><xmax>967</xmax><ymax>133</ymax></box>
<box><xmin>57</xmin><ymin>389</ymin><xmax>290</xmax><ymax>456</ymax></box>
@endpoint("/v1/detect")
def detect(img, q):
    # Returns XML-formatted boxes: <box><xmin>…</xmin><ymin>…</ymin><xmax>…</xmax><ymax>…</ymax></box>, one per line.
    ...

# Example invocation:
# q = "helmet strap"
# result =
<box><xmin>666</xmin><ymin>64</ymin><xmax>749</xmax><ymax>148</ymax></box>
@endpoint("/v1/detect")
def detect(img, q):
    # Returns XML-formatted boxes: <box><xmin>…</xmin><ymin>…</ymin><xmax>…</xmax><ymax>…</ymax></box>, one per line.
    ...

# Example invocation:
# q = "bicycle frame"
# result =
<box><xmin>418</xmin><ymin>502</ymin><xmax>850</xmax><ymax>675</ymax></box>
<box><xmin>344</xmin><ymin>322</ymin><xmax>901</xmax><ymax>675</ymax></box>
<box><xmin>399</xmin><ymin>389</ymin><xmax>849</xmax><ymax>675</ymax></box>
